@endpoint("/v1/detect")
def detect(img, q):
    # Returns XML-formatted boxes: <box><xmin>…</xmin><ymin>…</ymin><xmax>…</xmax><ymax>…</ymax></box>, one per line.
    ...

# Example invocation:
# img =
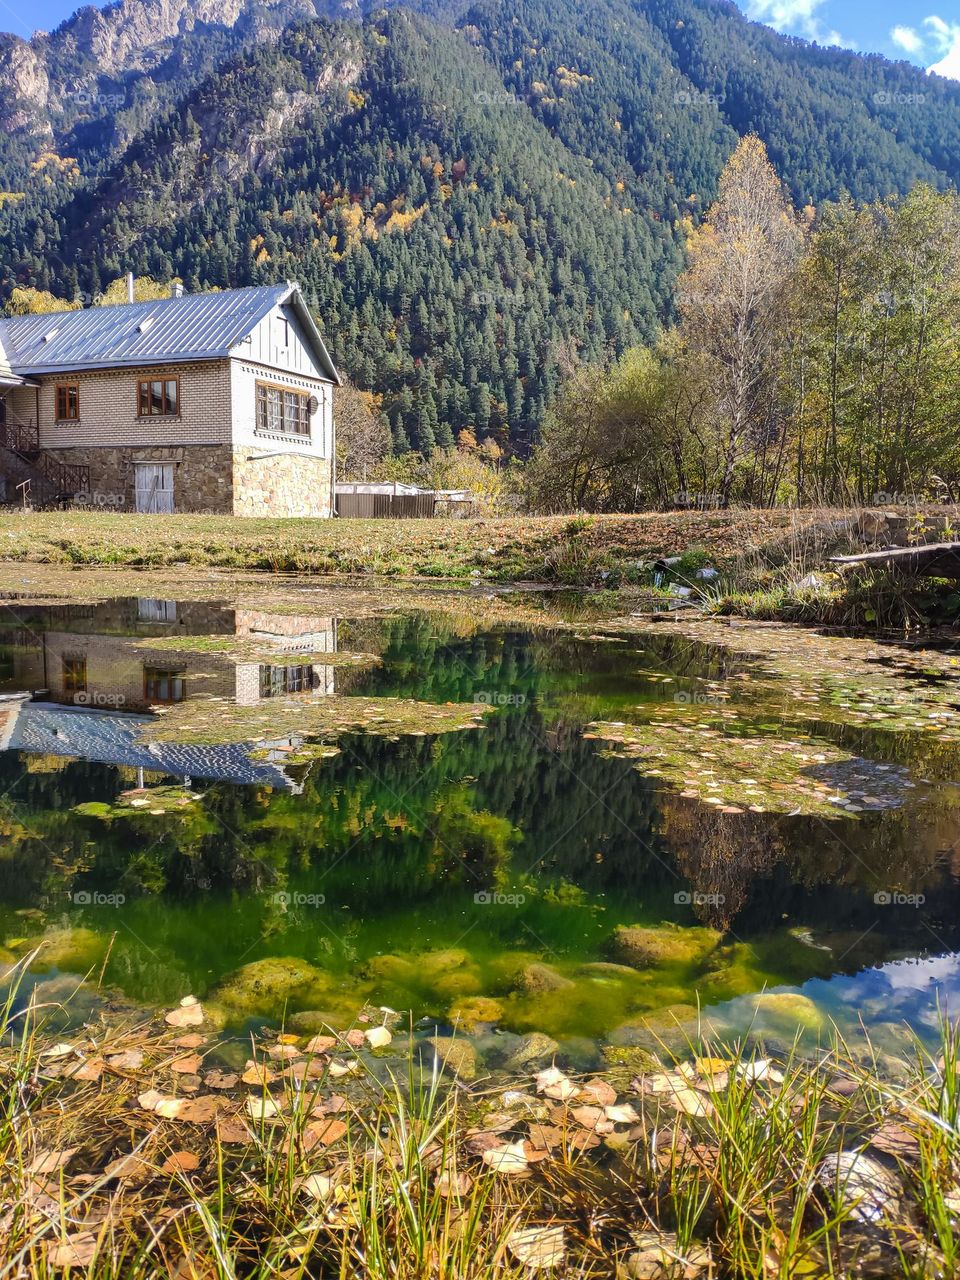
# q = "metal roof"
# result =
<box><xmin>0</xmin><ymin>282</ymin><xmax>339</xmax><ymax>382</ymax></box>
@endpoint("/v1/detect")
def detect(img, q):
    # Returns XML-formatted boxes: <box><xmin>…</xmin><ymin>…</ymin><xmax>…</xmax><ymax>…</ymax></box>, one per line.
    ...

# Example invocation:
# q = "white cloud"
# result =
<box><xmin>923</xmin><ymin>15</ymin><xmax>960</xmax><ymax>79</ymax></box>
<box><xmin>891</xmin><ymin>25</ymin><xmax>923</xmax><ymax>54</ymax></box>
<box><xmin>745</xmin><ymin>0</ymin><xmax>846</xmax><ymax>45</ymax></box>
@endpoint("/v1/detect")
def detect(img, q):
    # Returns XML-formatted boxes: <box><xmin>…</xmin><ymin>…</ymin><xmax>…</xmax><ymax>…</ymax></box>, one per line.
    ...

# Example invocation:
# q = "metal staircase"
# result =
<box><xmin>0</xmin><ymin>412</ymin><xmax>90</xmax><ymax>508</ymax></box>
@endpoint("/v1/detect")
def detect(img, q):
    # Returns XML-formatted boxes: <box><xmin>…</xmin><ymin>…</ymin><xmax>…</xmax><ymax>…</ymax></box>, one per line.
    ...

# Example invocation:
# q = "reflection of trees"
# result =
<box><xmin>658</xmin><ymin>797</ymin><xmax>785</xmax><ymax>928</ymax></box>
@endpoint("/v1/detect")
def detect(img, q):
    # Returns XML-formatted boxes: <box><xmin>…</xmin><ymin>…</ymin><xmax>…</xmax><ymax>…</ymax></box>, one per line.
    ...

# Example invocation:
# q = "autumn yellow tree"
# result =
<box><xmin>5</xmin><ymin>287</ymin><xmax>82</xmax><ymax>316</ymax></box>
<box><xmin>677</xmin><ymin>136</ymin><xmax>804</xmax><ymax>506</ymax></box>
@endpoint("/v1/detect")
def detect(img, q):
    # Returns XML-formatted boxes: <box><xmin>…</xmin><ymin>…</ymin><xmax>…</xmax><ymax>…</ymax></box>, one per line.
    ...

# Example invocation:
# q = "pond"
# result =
<box><xmin>0</xmin><ymin>571</ymin><xmax>958</xmax><ymax>1071</ymax></box>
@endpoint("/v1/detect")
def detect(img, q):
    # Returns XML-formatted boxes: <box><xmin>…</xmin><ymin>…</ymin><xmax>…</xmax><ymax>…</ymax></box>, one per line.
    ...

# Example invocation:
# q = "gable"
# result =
<box><xmin>234</xmin><ymin>302</ymin><xmax>337</xmax><ymax>383</ymax></box>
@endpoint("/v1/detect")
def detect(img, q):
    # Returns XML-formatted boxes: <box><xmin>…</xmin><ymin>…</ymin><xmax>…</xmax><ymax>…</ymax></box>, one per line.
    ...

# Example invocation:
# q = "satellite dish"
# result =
<box><xmin>307</xmin><ymin>395</ymin><xmax>319</xmax><ymax>415</ymax></box>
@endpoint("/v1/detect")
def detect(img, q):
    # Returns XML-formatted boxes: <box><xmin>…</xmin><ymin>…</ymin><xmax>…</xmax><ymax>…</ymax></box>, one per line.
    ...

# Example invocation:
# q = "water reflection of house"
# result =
<box><xmin>0</xmin><ymin>597</ymin><xmax>343</xmax><ymax>791</ymax></box>
<box><xmin>0</xmin><ymin>597</ymin><xmax>337</xmax><ymax>713</ymax></box>
<box><xmin>3</xmin><ymin>700</ymin><xmax>306</xmax><ymax>790</ymax></box>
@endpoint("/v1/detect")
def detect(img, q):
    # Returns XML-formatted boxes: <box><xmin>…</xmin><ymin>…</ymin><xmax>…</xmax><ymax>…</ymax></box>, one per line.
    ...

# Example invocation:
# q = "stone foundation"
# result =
<box><xmin>44</xmin><ymin>445</ymin><xmax>332</xmax><ymax>517</ymax></box>
<box><xmin>233</xmin><ymin>450</ymin><xmax>332</xmax><ymax>518</ymax></box>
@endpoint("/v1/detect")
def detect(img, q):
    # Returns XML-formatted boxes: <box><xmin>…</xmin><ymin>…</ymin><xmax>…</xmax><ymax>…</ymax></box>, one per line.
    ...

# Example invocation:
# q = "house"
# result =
<box><xmin>0</xmin><ymin>281</ymin><xmax>339</xmax><ymax>516</ymax></box>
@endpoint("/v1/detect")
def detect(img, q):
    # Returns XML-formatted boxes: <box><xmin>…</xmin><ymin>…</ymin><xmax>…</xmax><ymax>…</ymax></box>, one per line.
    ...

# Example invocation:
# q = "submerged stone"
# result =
<box><xmin>448</xmin><ymin>996</ymin><xmax>504</xmax><ymax>1032</ymax></box>
<box><xmin>212</xmin><ymin>956</ymin><xmax>333</xmax><ymax>1017</ymax></box>
<box><xmin>12</xmin><ymin>928</ymin><xmax>105</xmax><ymax>975</ymax></box>
<box><xmin>506</xmin><ymin>1031</ymin><xmax>560</xmax><ymax>1068</ymax></box>
<box><xmin>609</xmin><ymin>923</ymin><xmax>721</xmax><ymax>969</ymax></box>
<box><xmin>424</xmin><ymin>1035</ymin><xmax>478</xmax><ymax>1080</ymax></box>
<box><xmin>816</xmin><ymin>1150</ymin><xmax>905</xmax><ymax>1225</ymax></box>
<box><xmin>750</xmin><ymin>991</ymin><xmax>825</xmax><ymax>1032</ymax></box>
<box><xmin>517</xmin><ymin>962</ymin><xmax>574</xmax><ymax>994</ymax></box>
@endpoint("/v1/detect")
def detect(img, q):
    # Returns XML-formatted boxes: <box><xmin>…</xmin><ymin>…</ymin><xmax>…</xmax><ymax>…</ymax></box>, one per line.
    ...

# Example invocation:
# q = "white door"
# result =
<box><xmin>134</xmin><ymin>463</ymin><xmax>174</xmax><ymax>513</ymax></box>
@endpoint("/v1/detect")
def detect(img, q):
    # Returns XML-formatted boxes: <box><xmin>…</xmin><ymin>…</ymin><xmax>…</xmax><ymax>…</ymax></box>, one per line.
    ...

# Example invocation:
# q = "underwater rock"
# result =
<box><xmin>608</xmin><ymin>923</ymin><xmax>721</xmax><ymax>969</ymax></box>
<box><xmin>212</xmin><ymin>957</ymin><xmax>332</xmax><ymax>1017</ymax></box>
<box><xmin>517</xmin><ymin>962</ymin><xmax>574</xmax><ymax>994</ymax></box>
<box><xmin>816</xmin><ymin>1150</ymin><xmax>905</xmax><ymax>1225</ymax></box>
<box><xmin>749</xmin><ymin>991</ymin><xmax>825</xmax><ymax>1032</ymax></box>
<box><xmin>506</xmin><ymin>1032</ymin><xmax>560</xmax><ymax>1069</ymax></box>
<box><xmin>11</xmin><ymin>928</ymin><xmax>105</xmax><ymax>975</ymax></box>
<box><xmin>424</xmin><ymin>1035</ymin><xmax>478</xmax><ymax>1080</ymax></box>
<box><xmin>418</xmin><ymin>948</ymin><xmax>472</xmax><ymax>978</ymax></box>
<box><xmin>577</xmin><ymin>961</ymin><xmax>642</xmax><ymax>981</ymax></box>
<box><xmin>448</xmin><ymin>996</ymin><xmax>503</xmax><ymax>1033</ymax></box>
<box><xmin>285</xmin><ymin>1009</ymin><xmax>353</xmax><ymax>1035</ymax></box>
<box><xmin>432</xmin><ymin>967</ymin><xmax>483</xmax><ymax>1000</ymax></box>
<box><xmin>365</xmin><ymin>953</ymin><xmax>418</xmax><ymax>986</ymax></box>
<box><xmin>608</xmin><ymin>1003</ymin><xmax>702</xmax><ymax>1048</ymax></box>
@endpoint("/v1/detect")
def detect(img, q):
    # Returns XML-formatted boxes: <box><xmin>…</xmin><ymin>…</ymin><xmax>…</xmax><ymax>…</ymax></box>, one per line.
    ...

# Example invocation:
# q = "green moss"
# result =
<box><xmin>212</xmin><ymin>956</ymin><xmax>336</xmax><ymax>1017</ymax></box>
<box><xmin>608</xmin><ymin>922</ymin><xmax>722</xmax><ymax>968</ymax></box>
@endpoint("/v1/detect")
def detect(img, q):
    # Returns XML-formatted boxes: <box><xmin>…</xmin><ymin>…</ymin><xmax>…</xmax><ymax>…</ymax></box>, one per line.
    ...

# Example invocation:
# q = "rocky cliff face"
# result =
<box><xmin>0</xmin><ymin>0</ymin><xmax>327</xmax><ymax>146</ymax></box>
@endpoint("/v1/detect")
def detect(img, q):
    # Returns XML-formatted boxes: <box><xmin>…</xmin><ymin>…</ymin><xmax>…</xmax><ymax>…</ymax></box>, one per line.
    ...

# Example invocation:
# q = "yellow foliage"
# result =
<box><xmin>384</xmin><ymin>204</ymin><xmax>428</xmax><ymax>233</ymax></box>
<box><xmin>97</xmin><ymin>275</ymin><xmax>176</xmax><ymax>304</ymax></box>
<box><xmin>0</xmin><ymin>192</ymin><xmax>25</xmax><ymax>206</ymax></box>
<box><xmin>6</xmin><ymin>287</ymin><xmax>82</xmax><ymax>316</ymax></box>
<box><xmin>347</xmin><ymin>89</ymin><xmax>366</xmax><ymax>109</ymax></box>
<box><xmin>432</xmin><ymin>161</ymin><xmax>444</xmax><ymax>178</ymax></box>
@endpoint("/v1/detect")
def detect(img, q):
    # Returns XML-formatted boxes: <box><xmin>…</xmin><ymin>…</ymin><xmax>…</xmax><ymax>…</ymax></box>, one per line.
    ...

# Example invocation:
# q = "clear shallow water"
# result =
<box><xmin>0</xmin><ymin>583</ymin><xmax>958</xmax><ymax>1060</ymax></box>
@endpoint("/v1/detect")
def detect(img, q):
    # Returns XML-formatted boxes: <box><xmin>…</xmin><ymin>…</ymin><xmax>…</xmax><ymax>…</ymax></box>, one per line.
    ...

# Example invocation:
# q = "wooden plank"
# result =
<box><xmin>830</xmin><ymin>542</ymin><xmax>960</xmax><ymax>578</ymax></box>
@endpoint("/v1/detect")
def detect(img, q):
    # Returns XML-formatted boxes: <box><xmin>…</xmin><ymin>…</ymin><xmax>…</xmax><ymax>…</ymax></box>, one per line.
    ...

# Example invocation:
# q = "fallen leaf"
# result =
<box><xmin>482</xmin><ymin>1141</ymin><xmax>529</xmax><ymax>1174</ymax></box>
<box><xmin>605</xmin><ymin>1103</ymin><xmax>640</xmax><ymax>1124</ymax></box>
<box><xmin>29</xmin><ymin>1147</ymin><xmax>77</xmax><ymax>1176</ymax></box>
<box><xmin>300</xmin><ymin>1173</ymin><xmax>335</xmax><ymax>1201</ymax></box>
<box><xmin>267</xmin><ymin>1043</ymin><xmax>300</xmax><ymax>1061</ymax></box>
<box><xmin>303</xmin><ymin>1118</ymin><xmax>348</xmax><ymax>1149</ymax></box>
<box><xmin>364</xmin><ymin>1025</ymin><xmax>392</xmax><ymax>1049</ymax></box>
<box><xmin>507</xmin><ymin>1224</ymin><xmax>566</xmax><ymax>1270</ymax></box>
<box><xmin>246</xmin><ymin>1096</ymin><xmax>280</xmax><ymax>1121</ymax></box>
<box><xmin>204</xmin><ymin>1070</ymin><xmax>239</xmax><ymax>1090</ymax></box>
<box><xmin>173</xmin><ymin>1034</ymin><xmax>206</xmax><ymax>1049</ymax></box>
<box><xmin>171</xmin><ymin>1054</ymin><xmax>203</xmax><ymax>1074</ymax></box>
<box><xmin>40</xmin><ymin>1042</ymin><xmax>76</xmax><ymax>1059</ymax></box>
<box><xmin>216</xmin><ymin>1117</ymin><xmax>252</xmax><ymax>1146</ymax></box>
<box><xmin>105</xmin><ymin>1049</ymin><xmax>144</xmax><ymax>1070</ymax></box>
<box><xmin>241</xmin><ymin>1063</ymin><xmax>277</xmax><ymax>1086</ymax></box>
<box><xmin>46</xmin><ymin>1232</ymin><xmax>99</xmax><ymax>1268</ymax></box>
<box><xmin>165</xmin><ymin>1003</ymin><xmax>204</xmax><ymax>1028</ymax></box>
<box><xmin>579</xmin><ymin>1077</ymin><xmax>617</xmax><ymax>1107</ymax></box>
<box><xmin>304</xmin><ymin>1034</ymin><xmax>337</xmax><ymax>1054</ymax></box>
<box><xmin>161</xmin><ymin>1151</ymin><xmax>200</xmax><ymax>1174</ymax></box>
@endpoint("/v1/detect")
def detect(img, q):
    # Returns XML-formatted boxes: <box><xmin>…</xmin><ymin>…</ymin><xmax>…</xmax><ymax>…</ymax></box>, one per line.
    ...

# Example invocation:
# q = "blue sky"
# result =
<box><xmin>742</xmin><ymin>0</ymin><xmax>960</xmax><ymax>77</ymax></box>
<box><xmin>3</xmin><ymin>0</ymin><xmax>959</xmax><ymax>81</ymax></box>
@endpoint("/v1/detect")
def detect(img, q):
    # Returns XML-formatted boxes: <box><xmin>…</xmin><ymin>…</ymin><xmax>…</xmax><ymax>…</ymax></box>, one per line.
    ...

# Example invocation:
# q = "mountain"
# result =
<box><xmin>0</xmin><ymin>0</ymin><xmax>957</xmax><ymax>450</ymax></box>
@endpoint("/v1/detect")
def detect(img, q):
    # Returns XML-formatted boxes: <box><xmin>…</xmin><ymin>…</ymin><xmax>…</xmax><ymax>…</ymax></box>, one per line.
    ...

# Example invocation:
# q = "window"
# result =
<box><xmin>55</xmin><ymin>384</ymin><xmax>79</xmax><ymax>421</ymax></box>
<box><xmin>259</xmin><ymin>664</ymin><xmax>315</xmax><ymax>698</ymax></box>
<box><xmin>62</xmin><ymin>656</ymin><xmax>87</xmax><ymax>695</ymax></box>
<box><xmin>143</xmin><ymin>667</ymin><xmax>186</xmax><ymax>703</ymax></box>
<box><xmin>137</xmin><ymin>379</ymin><xmax>179</xmax><ymax>417</ymax></box>
<box><xmin>255</xmin><ymin>382</ymin><xmax>310</xmax><ymax>437</ymax></box>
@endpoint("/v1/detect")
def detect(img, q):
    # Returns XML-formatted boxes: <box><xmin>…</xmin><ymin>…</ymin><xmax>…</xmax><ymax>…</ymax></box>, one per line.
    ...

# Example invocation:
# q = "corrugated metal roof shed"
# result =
<box><xmin>0</xmin><ymin>282</ymin><xmax>339</xmax><ymax>382</ymax></box>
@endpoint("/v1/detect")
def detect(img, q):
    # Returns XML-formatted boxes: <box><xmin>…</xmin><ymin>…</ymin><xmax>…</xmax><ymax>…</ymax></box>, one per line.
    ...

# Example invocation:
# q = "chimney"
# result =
<box><xmin>126</xmin><ymin>272</ymin><xmax>135</xmax><ymax>304</ymax></box>
<box><xmin>171</xmin><ymin>281</ymin><xmax>185</xmax><ymax>299</ymax></box>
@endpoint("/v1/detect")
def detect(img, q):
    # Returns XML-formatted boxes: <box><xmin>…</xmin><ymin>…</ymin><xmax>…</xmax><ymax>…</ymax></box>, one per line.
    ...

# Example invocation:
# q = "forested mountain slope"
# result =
<box><xmin>0</xmin><ymin>0</ymin><xmax>956</xmax><ymax>449</ymax></box>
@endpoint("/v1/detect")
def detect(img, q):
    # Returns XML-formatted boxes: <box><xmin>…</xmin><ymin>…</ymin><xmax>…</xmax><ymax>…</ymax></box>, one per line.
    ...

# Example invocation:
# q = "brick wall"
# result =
<box><xmin>35</xmin><ymin>361</ymin><xmax>231</xmax><ymax>449</ymax></box>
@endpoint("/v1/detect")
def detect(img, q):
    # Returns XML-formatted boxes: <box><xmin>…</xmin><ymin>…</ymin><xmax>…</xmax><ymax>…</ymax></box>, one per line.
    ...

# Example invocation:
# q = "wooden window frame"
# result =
<box><xmin>62</xmin><ymin>655</ymin><xmax>87</xmax><ymax>695</ymax></box>
<box><xmin>143</xmin><ymin>666</ymin><xmax>186</xmax><ymax>704</ymax></box>
<box><xmin>137</xmin><ymin>377</ymin><xmax>180</xmax><ymax>418</ymax></box>
<box><xmin>255</xmin><ymin>380</ymin><xmax>311</xmax><ymax>439</ymax></box>
<box><xmin>55</xmin><ymin>383</ymin><xmax>79</xmax><ymax>422</ymax></box>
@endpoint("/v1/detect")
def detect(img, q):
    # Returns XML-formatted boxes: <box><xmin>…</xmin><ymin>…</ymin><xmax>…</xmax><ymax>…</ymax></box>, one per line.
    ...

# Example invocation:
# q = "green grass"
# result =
<box><xmin>0</xmin><ymin>509</ymin><xmax>861</xmax><ymax>583</ymax></box>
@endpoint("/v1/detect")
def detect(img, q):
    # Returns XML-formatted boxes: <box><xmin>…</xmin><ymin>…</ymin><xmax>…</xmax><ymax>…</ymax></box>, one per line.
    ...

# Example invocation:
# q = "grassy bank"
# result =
<box><xmin>0</xmin><ymin>509</ymin><xmax>876</xmax><ymax>582</ymax></box>
<box><xmin>3</xmin><ymin>960</ymin><xmax>959</xmax><ymax>1279</ymax></box>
